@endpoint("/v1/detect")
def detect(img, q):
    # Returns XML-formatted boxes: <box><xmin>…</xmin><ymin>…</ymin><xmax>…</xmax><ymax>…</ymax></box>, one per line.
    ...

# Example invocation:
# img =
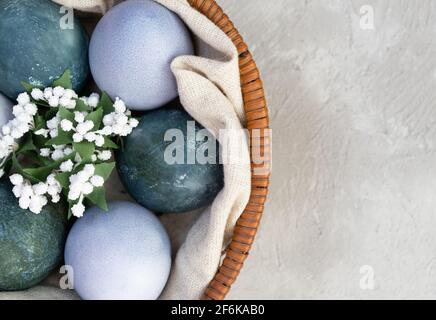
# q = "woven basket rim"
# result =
<box><xmin>188</xmin><ymin>0</ymin><xmax>270</xmax><ymax>300</ymax></box>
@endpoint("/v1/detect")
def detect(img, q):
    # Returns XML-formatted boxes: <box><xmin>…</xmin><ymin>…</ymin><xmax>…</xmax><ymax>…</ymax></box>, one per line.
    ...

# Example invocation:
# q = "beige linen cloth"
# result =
<box><xmin>52</xmin><ymin>0</ymin><xmax>251</xmax><ymax>300</ymax></box>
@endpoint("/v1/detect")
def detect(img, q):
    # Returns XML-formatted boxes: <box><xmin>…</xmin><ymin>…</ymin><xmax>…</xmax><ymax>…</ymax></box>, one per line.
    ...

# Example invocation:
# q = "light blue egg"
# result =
<box><xmin>89</xmin><ymin>0</ymin><xmax>194</xmax><ymax>111</ymax></box>
<box><xmin>0</xmin><ymin>93</ymin><xmax>13</xmax><ymax>128</ymax></box>
<box><xmin>64</xmin><ymin>201</ymin><xmax>171</xmax><ymax>300</ymax></box>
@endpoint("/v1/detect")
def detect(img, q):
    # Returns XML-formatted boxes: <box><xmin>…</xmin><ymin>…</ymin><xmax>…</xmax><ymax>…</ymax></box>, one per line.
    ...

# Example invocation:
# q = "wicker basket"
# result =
<box><xmin>187</xmin><ymin>0</ymin><xmax>270</xmax><ymax>300</ymax></box>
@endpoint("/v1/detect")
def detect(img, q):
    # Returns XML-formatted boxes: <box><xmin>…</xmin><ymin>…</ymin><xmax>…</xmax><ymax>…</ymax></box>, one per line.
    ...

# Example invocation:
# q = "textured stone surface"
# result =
<box><xmin>64</xmin><ymin>201</ymin><xmax>171</xmax><ymax>300</ymax></box>
<box><xmin>0</xmin><ymin>0</ymin><xmax>89</xmax><ymax>99</ymax></box>
<box><xmin>89</xmin><ymin>0</ymin><xmax>194</xmax><ymax>110</ymax></box>
<box><xmin>0</xmin><ymin>180</ymin><xmax>67</xmax><ymax>291</ymax></box>
<box><xmin>117</xmin><ymin>105</ymin><xmax>224</xmax><ymax>213</ymax></box>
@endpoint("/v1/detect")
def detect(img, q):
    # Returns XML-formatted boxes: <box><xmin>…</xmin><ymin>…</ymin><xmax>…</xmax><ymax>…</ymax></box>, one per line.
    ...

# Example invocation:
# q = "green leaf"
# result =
<box><xmin>21</xmin><ymin>81</ymin><xmax>36</xmax><ymax>92</ymax></box>
<box><xmin>52</xmin><ymin>69</ymin><xmax>72</xmax><ymax>89</ymax></box>
<box><xmin>85</xmin><ymin>107</ymin><xmax>104</xmax><ymax>131</ymax></box>
<box><xmin>45</xmin><ymin>107</ymin><xmax>59</xmax><ymax>120</ymax></box>
<box><xmin>17</xmin><ymin>134</ymin><xmax>37</xmax><ymax>154</ymax></box>
<box><xmin>94</xmin><ymin>162</ymin><xmax>115</xmax><ymax>181</ymax></box>
<box><xmin>86</xmin><ymin>187</ymin><xmax>108</xmax><ymax>211</ymax></box>
<box><xmin>98</xmin><ymin>92</ymin><xmax>114</xmax><ymax>115</ymax></box>
<box><xmin>103</xmin><ymin>137</ymin><xmax>119</xmax><ymax>149</ymax></box>
<box><xmin>58</xmin><ymin>107</ymin><xmax>74</xmax><ymax>122</ymax></box>
<box><xmin>34</xmin><ymin>115</ymin><xmax>46</xmax><ymax>130</ymax></box>
<box><xmin>22</xmin><ymin>152</ymin><xmax>75</xmax><ymax>182</ymax></box>
<box><xmin>55</xmin><ymin>172</ymin><xmax>72</xmax><ymax>189</ymax></box>
<box><xmin>45</xmin><ymin>129</ymin><xmax>73</xmax><ymax>146</ymax></box>
<box><xmin>73</xmin><ymin>141</ymin><xmax>95</xmax><ymax>161</ymax></box>
<box><xmin>75</xmin><ymin>98</ymin><xmax>91</xmax><ymax>112</ymax></box>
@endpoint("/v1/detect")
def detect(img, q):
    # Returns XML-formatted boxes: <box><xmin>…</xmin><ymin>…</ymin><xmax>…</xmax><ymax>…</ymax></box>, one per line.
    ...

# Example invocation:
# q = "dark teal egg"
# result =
<box><xmin>0</xmin><ymin>0</ymin><xmax>89</xmax><ymax>99</ymax></box>
<box><xmin>0</xmin><ymin>180</ymin><xmax>67</xmax><ymax>291</ymax></box>
<box><xmin>116</xmin><ymin>105</ymin><xmax>224</xmax><ymax>213</ymax></box>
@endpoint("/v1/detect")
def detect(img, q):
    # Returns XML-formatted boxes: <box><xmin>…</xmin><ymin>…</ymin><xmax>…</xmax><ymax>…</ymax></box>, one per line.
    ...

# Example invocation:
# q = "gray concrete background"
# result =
<box><xmin>223</xmin><ymin>0</ymin><xmax>436</xmax><ymax>299</ymax></box>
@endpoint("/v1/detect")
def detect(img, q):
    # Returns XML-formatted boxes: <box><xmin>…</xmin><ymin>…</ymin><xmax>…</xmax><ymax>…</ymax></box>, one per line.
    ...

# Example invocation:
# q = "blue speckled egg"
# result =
<box><xmin>64</xmin><ymin>201</ymin><xmax>171</xmax><ymax>300</ymax></box>
<box><xmin>116</xmin><ymin>104</ymin><xmax>224</xmax><ymax>213</ymax></box>
<box><xmin>0</xmin><ymin>93</ymin><xmax>13</xmax><ymax>128</ymax></box>
<box><xmin>89</xmin><ymin>0</ymin><xmax>194</xmax><ymax>111</ymax></box>
<box><xmin>0</xmin><ymin>0</ymin><xmax>89</xmax><ymax>99</ymax></box>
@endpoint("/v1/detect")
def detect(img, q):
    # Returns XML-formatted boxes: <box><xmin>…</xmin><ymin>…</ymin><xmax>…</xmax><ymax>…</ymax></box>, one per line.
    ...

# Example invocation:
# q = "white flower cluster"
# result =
<box><xmin>68</xmin><ymin>164</ymin><xmax>104</xmax><ymax>217</ymax></box>
<box><xmin>1</xmin><ymin>85</ymin><xmax>138</xmax><ymax>217</ymax></box>
<box><xmin>10</xmin><ymin>173</ymin><xmax>62</xmax><ymax>214</ymax></box>
<box><xmin>32</xmin><ymin>86</ymin><xmax>78</xmax><ymax>109</ymax></box>
<box><xmin>0</xmin><ymin>93</ymin><xmax>37</xmax><ymax>168</ymax></box>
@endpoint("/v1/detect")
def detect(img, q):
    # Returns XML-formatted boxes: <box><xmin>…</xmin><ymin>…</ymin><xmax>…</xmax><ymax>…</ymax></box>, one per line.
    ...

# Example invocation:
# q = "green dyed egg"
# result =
<box><xmin>0</xmin><ymin>0</ymin><xmax>89</xmax><ymax>99</ymax></box>
<box><xmin>0</xmin><ymin>180</ymin><xmax>67</xmax><ymax>291</ymax></box>
<box><xmin>116</xmin><ymin>105</ymin><xmax>224</xmax><ymax>213</ymax></box>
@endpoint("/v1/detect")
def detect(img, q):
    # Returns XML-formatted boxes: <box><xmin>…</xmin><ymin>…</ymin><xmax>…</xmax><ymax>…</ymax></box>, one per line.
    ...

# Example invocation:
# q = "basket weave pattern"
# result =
<box><xmin>188</xmin><ymin>0</ymin><xmax>271</xmax><ymax>300</ymax></box>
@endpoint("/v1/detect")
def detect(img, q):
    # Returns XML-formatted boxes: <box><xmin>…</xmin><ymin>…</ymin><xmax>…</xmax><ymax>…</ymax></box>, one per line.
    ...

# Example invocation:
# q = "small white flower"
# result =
<box><xmin>87</xmin><ymin>93</ymin><xmax>100</xmax><ymax>108</ymax></box>
<box><xmin>90</xmin><ymin>175</ymin><xmax>104</xmax><ymax>187</ymax></box>
<box><xmin>100</xmin><ymin>126</ymin><xmax>113</xmax><ymax>136</ymax></box>
<box><xmin>10</xmin><ymin>174</ymin><xmax>24</xmax><ymax>186</ymax></box>
<box><xmin>63</xmin><ymin>147</ymin><xmax>73</xmax><ymax>156</ymax></box>
<box><xmin>113</xmin><ymin>98</ymin><xmax>126</xmax><ymax>113</ymax></box>
<box><xmin>47</xmin><ymin>174</ymin><xmax>57</xmax><ymax>186</ymax></box>
<box><xmin>47</xmin><ymin>117</ymin><xmax>59</xmax><ymax>130</ymax></box>
<box><xmin>44</xmin><ymin>87</ymin><xmax>53</xmax><ymax>99</ymax></box>
<box><xmin>74</xmin><ymin>111</ymin><xmax>85</xmax><ymax>123</ymax></box>
<box><xmin>47</xmin><ymin>184</ymin><xmax>61</xmax><ymax>197</ymax></box>
<box><xmin>17</xmin><ymin>92</ymin><xmax>30</xmax><ymax>106</ymax></box>
<box><xmin>115</xmin><ymin>113</ymin><xmax>128</xmax><ymax>125</ymax></box>
<box><xmin>24</xmin><ymin>103</ymin><xmax>38</xmax><ymax>116</ymax></box>
<box><xmin>34</xmin><ymin>129</ymin><xmax>49</xmax><ymax>138</ymax></box>
<box><xmin>120</xmin><ymin>125</ymin><xmax>132</xmax><ymax>136</ymax></box>
<box><xmin>60</xmin><ymin>119</ymin><xmax>73</xmax><ymax>132</ymax></box>
<box><xmin>33</xmin><ymin>182</ymin><xmax>48</xmax><ymax>195</ymax></box>
<box><xmin>2</xmin><ymin>125</ymin><xmax>11</xmax><ymax>135</ymax></box>
<box><xmin>129</xmin><ymin>118</ymin><xmax>139</xmax><ymax>128</ymax></box>
<box><xmin>98</xmin><ymin>150</ymin><xmax>112</xmax><ymax>161</ymax></box>
<box><xmin>49</xmin><ymin>128</ymin><xmax>58</xmax><ymax>138</ymax></box>
<box><xmin>83</xmin><ymin>164</ymin><xmax>95</xmax><ymax>177</ymax></box>
<box><xmin>12</xmin><ymin>185</ymin><xmax>23</xmax><ymax>198</ymax></box>
<box><xmin>67</xmin><ymin>99</ymin><xmax>76</xmax><ymax>109</ymax></box>
<box><xmin>40</xmin><ymin>148</ymin><xmax>51</xmax><ymax>157</ymax></box>
<box><xmin>84</xmin><ymin>132</ymin><xmax>97</xmax><ymax>142</ymax></box>
<box><xmin>63</xmin><ymin>89</ymin><xmax>76</xmax><ymax>100</ymax></box>
<box><xmin>3</xmin><ymin>135</ymin><xmax>14</xmax><ymax>146</ymax></box>
<box><xmin>60</xmin><ymin>159</ymin><xmax>74</xmax><ymax>172</ymax></box>
<box><xmin>76</xmin><ymin>122</ymin><xmax>90</xmax><ymax>135</ymax></box>
<box><xmin>48</xmin><ymin>96</ymin><xmax>59</xmax><ymax>107</ymax></box>
<box><xmin>95</xmin><ymin>135</ymin><xmax>105</xmax><ymax>147</ymax></box>
<box><xmin>53</xmin><ymin>86</ymin><xmax>65</xmax><ymax>97</ymax></box>
<box><xmin>19</xmin><ymin>196</ymin><xmax>31</xmax><ymax>210</ymax></box>
<box><xmin>31</xmin><ymin>88</ymin><xmax>44</xmax><ymax>100</ymax></box>
<box><xmin>21</xmin><ymin>185</ymin><xmax>33</xmax><ymax>198</ymax></box>
<box><xmin>73</xmin><ymin>133</ymin><xmax>84</xmax><ymax>143</ymax></box>
<box><xmin>68</xmin><ymin>187</ymin><xmax>81</xmax><ymax>201</ymax></box>
<box><xmin>52</xmin><ymin>149</ymin><xmax>64</xmax><ymax>160</ymax></box>
<box><xmin>59</xmin><ymin>97</ymin><xmax>71</xmax><ymax>107</ymax></box>
<box><xmin>13</xmin><ymin>105</ymin><xmax>24</xmax><ymax>117</ymax></box>
<box><xmin>103</xmin><ymin>114</ymin><xmax>114</xmax><ymax>126</ymax></box>
<box><xmin>71</xmin><ymin>202</ymin><xmax>85</xmax><ymax>218</ymax></box>
<box><xmin>51</xmin><ymin>194</ymin><xmax>60</xmax><ymax>203</ymax></box>
<box><xmin>84</xmin><ymin>120</ymin><xmax>94</xmax><ymax>131</ymax></box>
<box><xmin>82</xmin><ymin>182</ymin><xmax>94</xmax><ymax>195</ymax></box>
<box><xmin>91</xmin><ymin>154</ymin><xmax>97</xmax><ymax>162</ymax></box>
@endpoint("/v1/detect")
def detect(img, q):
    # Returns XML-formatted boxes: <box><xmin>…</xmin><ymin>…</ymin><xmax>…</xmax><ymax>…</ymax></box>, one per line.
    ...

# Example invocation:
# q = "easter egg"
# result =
<box><xmin>89</xmin><ymin>0</ymin><xmax>194</xmax><ymax>111</ymax></box>
<box><xmin>0</xmin><ymin>0</ymin><xmax>89</xmax><ymax>99</ymax></box>
<box><xmin>0</xmin><ymin>93</ymin><xmax>13</xmax><ymax>128</ymax></box>
<box><xmin>116</xmin><ymin>105</ymin><xmax>224</xmax><ymax>213</ymax></box>
<box><xmin>64</xmin><ymin>201</ymin><xmax>171</xmax><ymax>300</ymax></box>
<box><xmin>0</xmin><ymin>180</ymin><xmax>67</xmax><ymax>291</ymax></box>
